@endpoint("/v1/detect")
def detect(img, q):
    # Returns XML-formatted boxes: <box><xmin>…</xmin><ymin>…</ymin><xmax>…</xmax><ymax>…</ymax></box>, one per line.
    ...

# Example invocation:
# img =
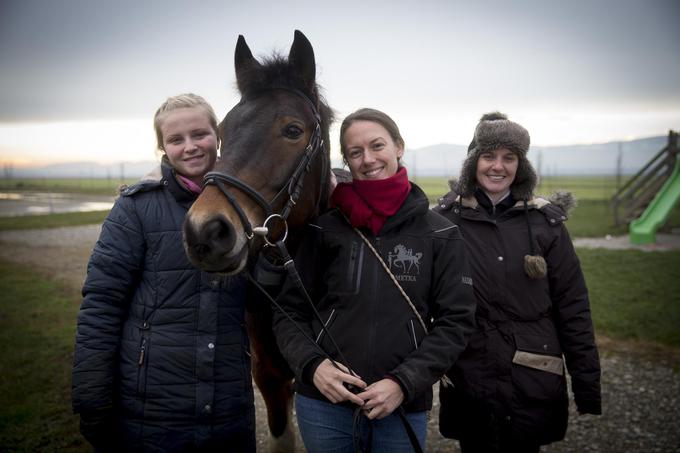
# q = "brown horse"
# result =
<box><xmin>183</xmin><ymin>31</ymin><xmax>332</xmax><ymax>452</ymax></box>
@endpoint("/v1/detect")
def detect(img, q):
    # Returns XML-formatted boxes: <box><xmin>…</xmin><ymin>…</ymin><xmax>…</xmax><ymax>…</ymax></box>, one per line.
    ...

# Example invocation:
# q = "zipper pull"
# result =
<box><xmin>138</xmin><ymin>338</ymin><xmax>147</xmax><ymax>366</ymax></box>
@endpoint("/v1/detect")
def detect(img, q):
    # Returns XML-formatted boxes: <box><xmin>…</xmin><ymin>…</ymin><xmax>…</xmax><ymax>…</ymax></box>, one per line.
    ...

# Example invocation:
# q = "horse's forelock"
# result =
<box><xmin>236</xmin><ymin>53</ymin><xmax>328</xmax><ymax>112</ymax></box>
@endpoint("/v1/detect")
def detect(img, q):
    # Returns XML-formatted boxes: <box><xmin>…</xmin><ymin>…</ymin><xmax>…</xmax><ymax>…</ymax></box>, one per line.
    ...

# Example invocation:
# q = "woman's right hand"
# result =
<box><xmin>312</xmin><ymin>359</ymin><xmax>367</xmax><ymax>406</ymax></box>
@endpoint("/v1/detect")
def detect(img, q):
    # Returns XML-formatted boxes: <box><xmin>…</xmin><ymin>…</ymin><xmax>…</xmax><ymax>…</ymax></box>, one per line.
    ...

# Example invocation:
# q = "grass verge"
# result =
<box><xmin>0</xmin><ymin>210</ymin><xmax>109</xmax><ymax>231</ymax></box>
<box><xmin>577</xmin><ymin>248</ymin><xmax>680</xmax><ymax>347</ymax></box>
<box><xmin>0</xmin><ymin>178</ymin><xmax>137</xmax><ymax>196</ymax></box>
<box><xmin>0</xmin><ymin>260</ymin><xmax>87</xmax><ymax>451</ymax></box>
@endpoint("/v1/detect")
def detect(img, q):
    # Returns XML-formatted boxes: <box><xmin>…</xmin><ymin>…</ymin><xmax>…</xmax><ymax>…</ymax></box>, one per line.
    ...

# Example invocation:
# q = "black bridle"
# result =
<box><xmin>202</xmin><ymin>87</ymin><xmax>325</xmax><ymax>247</ymax></box>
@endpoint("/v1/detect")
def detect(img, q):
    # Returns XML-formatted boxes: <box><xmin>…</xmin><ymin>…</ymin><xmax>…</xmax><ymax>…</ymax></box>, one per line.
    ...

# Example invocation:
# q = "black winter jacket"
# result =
<box><xmin>435</xmin><ymin>191</ymin><xmax>601</xmax><ymax>445</ymax></box>
<box><xmin>71</xmin><ymin>162</ymin><xmax>255</xmax><ymax>452</ymax></box>
<box><xmin>273</xmin><ymin>184</ymin><xmax>476</xmax><ymax>412</ymax></box>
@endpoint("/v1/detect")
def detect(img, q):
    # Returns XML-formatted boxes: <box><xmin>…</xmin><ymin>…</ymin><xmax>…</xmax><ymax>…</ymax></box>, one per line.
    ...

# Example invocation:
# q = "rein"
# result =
<box><xmin>203</xmin><ymin>87</ymin><xmax>324</xmax><ymax>247</ymax></box>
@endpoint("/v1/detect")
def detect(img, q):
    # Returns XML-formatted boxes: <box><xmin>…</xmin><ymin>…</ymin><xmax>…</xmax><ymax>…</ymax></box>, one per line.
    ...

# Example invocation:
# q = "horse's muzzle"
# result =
<box><xmin>183</xmin><ymin>214</ymin><xmax>248</xmax><ymax>274</ymax></box>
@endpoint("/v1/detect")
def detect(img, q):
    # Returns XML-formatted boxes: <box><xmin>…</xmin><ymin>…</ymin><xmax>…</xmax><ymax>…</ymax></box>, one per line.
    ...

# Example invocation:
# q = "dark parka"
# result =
<box><xmin>272</xmin><ymin>184</ymin><xmax>476</xmax><ymax>412</ymax></box>
<box><xmin>435</xmin><ymin>191</ymin><xmax>601</xmax><ymax>446</ymax></box>
<box><xmin>72</xmin><ymin>161</ymin><xmax>255</xmax><ymax>452</ymax></box>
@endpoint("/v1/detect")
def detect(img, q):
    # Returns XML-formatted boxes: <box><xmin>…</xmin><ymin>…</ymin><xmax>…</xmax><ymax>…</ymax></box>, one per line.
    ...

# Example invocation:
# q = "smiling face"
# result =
<box><xmin>342</xmin><ymin>120</ymin><xmax>403</xmax><ymax>181</ymax></box>
<box><xmin>160</xmin><ymin>107</ymin><xmax>218</xmax><ymax>185</ymax></box>
<box><xmin>475</xmin><ymin>147</ymin><xmax>518</xmax><ymax>201</ymax></box>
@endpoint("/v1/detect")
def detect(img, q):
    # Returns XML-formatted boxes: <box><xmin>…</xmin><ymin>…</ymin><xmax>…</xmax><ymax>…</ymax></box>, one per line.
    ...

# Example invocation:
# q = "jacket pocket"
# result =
<box><xmin>512</xmin><ymin>334</ymin><xmax>566</xmax><ymax>402</ymax></box>
<box><xmin>315</xmin><ymin>308</ymin><xmax>337</xmax><ymax>345</ymax></box>
<box><xmin>407</xmin><ymin>318</ymin><xmax>425</xmax><ymax>351</ymax></box>
<box><xmin>328</xmin><ymin>240</ymin><xmax>363</xmax><ymax>296</ymax></box>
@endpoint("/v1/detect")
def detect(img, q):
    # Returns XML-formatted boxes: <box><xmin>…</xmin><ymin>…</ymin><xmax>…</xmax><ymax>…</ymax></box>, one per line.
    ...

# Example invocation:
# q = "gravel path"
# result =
<box><xmin>1</xmin><ymin>226</ymin><xmax>679</xmax><ymax>452</ymax></box>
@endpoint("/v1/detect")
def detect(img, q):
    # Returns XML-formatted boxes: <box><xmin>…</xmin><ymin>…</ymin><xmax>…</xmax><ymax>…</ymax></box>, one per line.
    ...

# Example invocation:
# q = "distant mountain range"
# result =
<box><xmin>400</xmin><ymin>135</ymin><xmax>669</xmax><ymax>177</ymax></box>
<box><xmin>5</xmin><ymin>135</ymin><xmax>670</xmax><ymax>179</ymax></box>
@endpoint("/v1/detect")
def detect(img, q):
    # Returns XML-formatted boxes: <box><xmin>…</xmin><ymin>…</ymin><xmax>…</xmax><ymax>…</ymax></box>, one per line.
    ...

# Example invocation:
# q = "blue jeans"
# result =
<box><xmin>295</xmin><ymin>393</ymin><xmax>427</xmax><ymax>453</ymax></box>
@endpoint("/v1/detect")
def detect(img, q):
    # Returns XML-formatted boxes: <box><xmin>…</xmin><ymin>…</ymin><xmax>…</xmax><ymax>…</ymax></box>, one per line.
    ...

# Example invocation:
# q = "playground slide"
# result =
<box><xmin>629</xmin><ymin>157</ymin><xmax>680</xmax><ymax>244</ymax></box>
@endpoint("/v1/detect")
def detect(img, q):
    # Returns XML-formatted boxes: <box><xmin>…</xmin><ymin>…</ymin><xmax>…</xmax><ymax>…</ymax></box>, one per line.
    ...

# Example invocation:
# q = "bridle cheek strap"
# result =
<box><xmin>202</xmin><ymin>90</ymin><xmax>323</xmax><ymax>247</ymax></box>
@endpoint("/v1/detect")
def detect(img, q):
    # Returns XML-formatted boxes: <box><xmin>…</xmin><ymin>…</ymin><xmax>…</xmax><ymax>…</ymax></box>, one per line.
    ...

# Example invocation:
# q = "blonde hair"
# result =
<box><xmin>153</xmin><ymin>93</ymin><xmax>219</xmax><ymax>151</ymax></box>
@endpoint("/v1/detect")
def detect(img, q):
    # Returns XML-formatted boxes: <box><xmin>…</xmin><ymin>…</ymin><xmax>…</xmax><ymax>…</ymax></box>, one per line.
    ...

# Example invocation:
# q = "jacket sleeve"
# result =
<box><xmin>389</xmin><ymin>224</ymin><xmax>476</xmax><ymax>403</ymax></box>
<box><xmin>72</xmin><ymin>196</ymin><xmax>146</xmax><ymax>414</ymax></box>
<box><xmin>271</xmin><ymin>225</ymin><xmax>326</xmax><ymax>384</ymax></box>
<box><xmin>548</xmin><ymin>224</ymin><xmax>602</xmax><ymax>414</ymax></box>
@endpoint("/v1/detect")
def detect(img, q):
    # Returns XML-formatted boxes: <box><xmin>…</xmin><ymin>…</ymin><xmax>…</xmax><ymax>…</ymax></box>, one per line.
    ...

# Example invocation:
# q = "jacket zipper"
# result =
<box><xmin>138</xmin><ymin>338</ymin><xmax>147</xmax><ymax>365</ymax></box>
<box><xmin>138</xmin><ymin>320</ymin><xmax>150</xmax><ymax>366</ymax></box>
<box><xmin>348</xmin><ymin>242</ymin><xmax>358</xmax><ymax>288</ymax></box>
<box><xmin>137</xmin><ymin>321</ymin><xmax>150</xmax><ymax>395</ymax></box>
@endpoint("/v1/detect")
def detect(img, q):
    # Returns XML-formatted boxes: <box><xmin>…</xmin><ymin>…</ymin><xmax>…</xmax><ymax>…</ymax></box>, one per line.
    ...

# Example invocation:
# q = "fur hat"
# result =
<box><xmin>455</xmin><ymin>112</ymin><xmax>538</xmax><ymax>200</ymax></box>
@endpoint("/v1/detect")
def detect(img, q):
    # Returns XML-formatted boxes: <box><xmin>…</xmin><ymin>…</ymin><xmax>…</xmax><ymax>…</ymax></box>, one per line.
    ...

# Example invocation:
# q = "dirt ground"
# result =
<box><xmin>1</xmin><ymin>225</ymin><xmax>679</xmax><ymax>452</ymax></box>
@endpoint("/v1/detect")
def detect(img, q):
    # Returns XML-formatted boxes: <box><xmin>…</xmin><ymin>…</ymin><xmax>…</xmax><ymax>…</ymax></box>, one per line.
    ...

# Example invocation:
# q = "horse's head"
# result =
<box><xmin>183</xmin><ymin>31</ymin><xmax>332</xmax><ymax>275</ymax></box>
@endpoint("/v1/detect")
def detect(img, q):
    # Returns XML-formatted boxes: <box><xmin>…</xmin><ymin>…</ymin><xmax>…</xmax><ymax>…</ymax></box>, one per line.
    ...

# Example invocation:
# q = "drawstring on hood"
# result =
<box><xmin>523</xmin><ymin>200</ymin><xmax>548</xmax><ymax>279</ymax></box>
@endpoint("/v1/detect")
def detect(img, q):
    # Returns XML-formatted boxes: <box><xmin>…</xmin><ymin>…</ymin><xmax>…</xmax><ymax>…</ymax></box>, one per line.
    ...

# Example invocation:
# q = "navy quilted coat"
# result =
<box><xmin>72</xmin><ymin>162</ymin><xmax>255</xmax><ymax>452</ymax></box>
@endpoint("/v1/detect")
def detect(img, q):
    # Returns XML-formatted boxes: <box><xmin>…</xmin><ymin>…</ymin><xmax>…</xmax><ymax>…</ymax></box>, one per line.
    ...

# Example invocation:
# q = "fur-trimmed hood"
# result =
<box><xmin>442</xmin><ymin>179</ymin><xmax>576</xmax><ymax>216</ymax></box>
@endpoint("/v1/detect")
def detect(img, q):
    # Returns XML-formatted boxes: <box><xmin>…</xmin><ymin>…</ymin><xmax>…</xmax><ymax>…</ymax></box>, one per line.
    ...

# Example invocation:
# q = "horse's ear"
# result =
<box><xmin>289</xmin><ymin>30</ymin><xmax>316</xmax><ymax>88</ymax></box>
<box><xmin>235</xmin><ymin>35</ymin><xmax>260</xmax><ymax>91</ymax></box>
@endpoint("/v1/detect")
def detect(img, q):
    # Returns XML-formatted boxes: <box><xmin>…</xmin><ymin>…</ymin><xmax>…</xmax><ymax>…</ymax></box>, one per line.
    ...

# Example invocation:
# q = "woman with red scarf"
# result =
<box><xmin>273</xmin><ymin>108</ymin><xmax>476</xmax><ymax>452</ymax></box>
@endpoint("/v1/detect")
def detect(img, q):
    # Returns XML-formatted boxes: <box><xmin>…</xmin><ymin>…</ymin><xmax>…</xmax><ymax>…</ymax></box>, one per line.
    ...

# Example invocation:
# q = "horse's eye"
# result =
<box><xmin>283</xmin><ymin>125</ymin><xmax>303</xmax><ymax>139</ymax></box>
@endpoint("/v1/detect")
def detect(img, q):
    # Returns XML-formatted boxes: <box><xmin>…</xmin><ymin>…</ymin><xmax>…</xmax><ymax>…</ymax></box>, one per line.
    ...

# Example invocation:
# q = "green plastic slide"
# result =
<box><xmin>629</xmin><ymin>157</ymin><xmax>680</xmax><ymax>244</ymax></box>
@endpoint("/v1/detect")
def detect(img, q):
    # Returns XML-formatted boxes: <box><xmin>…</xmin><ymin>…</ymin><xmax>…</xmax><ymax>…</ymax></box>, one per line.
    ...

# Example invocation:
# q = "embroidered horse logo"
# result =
<box><xmin>388</xmin><ymin>244</ymin><xmax>422</xmax><ymax>274</ymax></box>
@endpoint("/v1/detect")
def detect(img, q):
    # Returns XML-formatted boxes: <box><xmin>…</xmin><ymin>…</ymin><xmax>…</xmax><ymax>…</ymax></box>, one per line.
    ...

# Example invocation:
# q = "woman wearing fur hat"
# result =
<box><xmin>435</xmin><ymin>112</ymin><xmax>601</xmax><ymax>452</ymax></box>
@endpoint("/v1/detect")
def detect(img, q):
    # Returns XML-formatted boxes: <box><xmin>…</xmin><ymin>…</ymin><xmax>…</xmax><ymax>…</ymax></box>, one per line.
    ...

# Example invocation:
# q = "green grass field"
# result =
<box><xmin>578</xmin><ymin>249</ymin><xmax>680</xmax><ymax>346</ymax></box>
<box><xmin>0</xmin><ymin>261</ymin><xmax>87</xmax><ymax>451</ymax></box>
<box><xmin>0</xmin><ymin>210</ymin><xmax>110</xmax><ymax>231</ymax></box>
<box><xmin>0</xmin><ymin>177</ymin><xmax>137</xmax><ymax>196</ymax></box>
<box><xmin>413</xmin><ymin>175</ymin><xmax>628</xmax><ymax>202</ymax></box>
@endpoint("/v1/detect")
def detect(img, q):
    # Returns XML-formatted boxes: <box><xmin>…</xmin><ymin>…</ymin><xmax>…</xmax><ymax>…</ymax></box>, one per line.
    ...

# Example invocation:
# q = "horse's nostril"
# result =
<box><xmin>204</xmin><ymin>217</ymin><xmax>236</xmax><ymax>252</ymax></box>
<box><xmin>192</xmin><ymin>243</ymin><xmax>209</xmax><ymax>260</ymax></box>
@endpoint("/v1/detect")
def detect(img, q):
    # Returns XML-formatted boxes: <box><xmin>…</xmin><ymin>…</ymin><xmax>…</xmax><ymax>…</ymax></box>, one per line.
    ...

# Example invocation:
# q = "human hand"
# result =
<box><xmin>356</xmin><ymin>378</ymin><xmax>404</xmax><ymax>420</ymax></box>
<box><xmin>312</xmin><ymin>359</ymin><xmax>367</xmax><ymax>405</ymax></box>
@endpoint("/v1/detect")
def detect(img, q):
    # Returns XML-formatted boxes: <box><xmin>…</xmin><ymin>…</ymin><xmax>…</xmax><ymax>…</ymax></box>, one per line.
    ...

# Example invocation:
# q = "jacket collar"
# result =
<box><xmin>161</xmin><ymin>157</ymin><xmax>199</xmax><ymax>204</ymax></box>
<box><xmin>458</xmin><ymin>193</ymin><xmax>550</xmax><ymax>211</ymax></box>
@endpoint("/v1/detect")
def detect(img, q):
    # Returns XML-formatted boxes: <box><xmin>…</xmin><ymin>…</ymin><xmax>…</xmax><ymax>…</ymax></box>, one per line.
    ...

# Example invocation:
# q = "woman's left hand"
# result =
<box><xmin>356</xmin><ymin>378</ymin><xmax>404</xmax><ymax>420</ymax></box>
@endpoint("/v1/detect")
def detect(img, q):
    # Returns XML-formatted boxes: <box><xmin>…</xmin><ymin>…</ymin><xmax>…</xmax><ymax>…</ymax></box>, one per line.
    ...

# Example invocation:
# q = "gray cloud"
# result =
<box><xmin>0</xmin><ymin>0</ymin><xmax>678</xmax><ymax>122</ymax></box>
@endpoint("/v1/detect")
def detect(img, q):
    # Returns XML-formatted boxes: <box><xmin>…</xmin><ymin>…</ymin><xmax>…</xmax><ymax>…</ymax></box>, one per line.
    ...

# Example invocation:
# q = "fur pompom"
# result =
<box><xmin>524</xmin><ymin>254</ymin><xmax>547</xmax><ymax>279</ymax></box>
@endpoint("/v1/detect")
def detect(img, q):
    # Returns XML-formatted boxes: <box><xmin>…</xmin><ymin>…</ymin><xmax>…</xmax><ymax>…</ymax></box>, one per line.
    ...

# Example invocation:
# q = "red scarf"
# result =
<box><xmin>331</xmin><ymin>167</ymin><xmax>411</xmax><ymax>235</ymax></box>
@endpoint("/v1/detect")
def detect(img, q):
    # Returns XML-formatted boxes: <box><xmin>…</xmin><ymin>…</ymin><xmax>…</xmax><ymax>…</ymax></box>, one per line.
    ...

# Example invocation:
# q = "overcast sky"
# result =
<box><xmin>1</xmin><ymin>0</ymin><xmax>679</xmax><ymax>166</ymax></box>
